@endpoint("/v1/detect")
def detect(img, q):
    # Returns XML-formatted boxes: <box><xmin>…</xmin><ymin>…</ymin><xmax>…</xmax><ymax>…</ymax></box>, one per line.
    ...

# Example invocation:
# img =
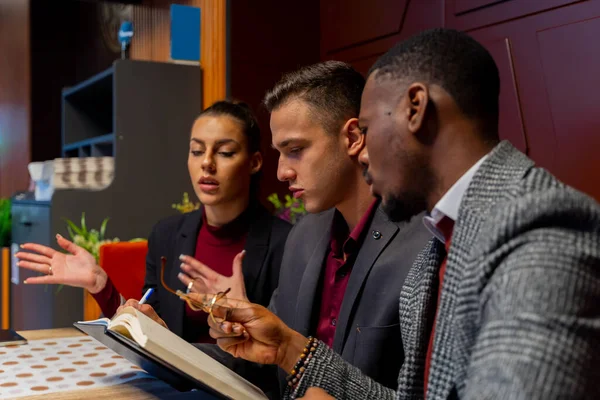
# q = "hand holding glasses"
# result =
<box><xmin>159</xmin><ymin>256</ymin><xmax>235</xmax><ymax>325</ymax></box>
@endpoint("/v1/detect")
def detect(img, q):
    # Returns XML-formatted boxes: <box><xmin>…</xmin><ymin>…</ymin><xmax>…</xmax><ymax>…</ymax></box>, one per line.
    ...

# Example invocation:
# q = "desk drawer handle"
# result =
<box><xmin>19</xmin><ymin>218</ymin><xmax>33</xmax><ymax>226</ymax></box>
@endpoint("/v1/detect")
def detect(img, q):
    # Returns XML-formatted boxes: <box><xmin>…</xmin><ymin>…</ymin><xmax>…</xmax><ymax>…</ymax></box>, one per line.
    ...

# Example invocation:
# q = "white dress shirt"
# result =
<box><xmin>423</xmin><ymin>154</ymin><xmax>489</xmax><ymax>243</ymax></box>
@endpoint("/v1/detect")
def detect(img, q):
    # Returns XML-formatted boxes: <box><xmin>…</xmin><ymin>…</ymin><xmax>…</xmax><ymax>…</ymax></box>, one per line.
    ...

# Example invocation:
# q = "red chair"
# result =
<box><xmin>99</xmin><ymin>241</ymin><xmax>148</xmax><ymax>301</ymax></box>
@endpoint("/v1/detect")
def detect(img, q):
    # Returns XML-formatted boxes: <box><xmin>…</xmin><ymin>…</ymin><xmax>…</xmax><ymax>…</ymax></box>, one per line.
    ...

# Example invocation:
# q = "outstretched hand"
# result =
<box><xmin>178</xmin><ymin>250</ymin><xmax>248</xmax><ymax>301</ymax></box>
<box><xmin>16</xmin><ymin>234</ymin><xmax>108</xmax><ymax>293</ymax></box>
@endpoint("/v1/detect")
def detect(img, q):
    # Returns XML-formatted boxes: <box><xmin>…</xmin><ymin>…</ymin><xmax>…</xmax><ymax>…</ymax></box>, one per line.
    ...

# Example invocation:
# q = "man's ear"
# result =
<box><xmin>250</xmin><ymin>152</ymin><xmax>263</xmax><ymax>174</ymax></box>
<box><xmin>405</xmin><ymin>82</ymin><xmax>429</xmax><ymax>135</ymax></box>
<box><xmin>342</xmin><ymin>118</ymin><xmax>365</xmax><ymax>157</ymax></box>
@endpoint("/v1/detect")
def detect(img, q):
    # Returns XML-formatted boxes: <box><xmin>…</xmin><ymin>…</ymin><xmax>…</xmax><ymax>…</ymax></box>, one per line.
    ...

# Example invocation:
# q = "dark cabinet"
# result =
<box><xmin>11</xmin><ymin>194</ymin><xmax>83</xmax><ymax>330</ymax></box>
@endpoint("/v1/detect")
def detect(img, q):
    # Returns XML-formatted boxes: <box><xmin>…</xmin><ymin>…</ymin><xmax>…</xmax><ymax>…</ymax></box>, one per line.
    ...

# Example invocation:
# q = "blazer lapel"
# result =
<box><xmin>167</xmin><ymin>209</ymin><xmax>202</xmax><ymax>335</ymax></box>
<box><xmin>428</xmin><ymin>208</ymin><xmax>482</xmax><ymax>398</ymax></box>
<box><xmin>241</xmin><ymin>205</ymin><xmax>271</xmax><ymax>296</ymax></box>
<box><xmin>398</xmin><ymin>238</ymin><xmax>445</xmax><ymax>398</ymax></box>
<box><xmin>293</xmin><ymin>210</ymin><xmax>335</xmax><ymax>336</ymax></box>
<box><xmin>332</xmin><ymin>207</ymin><xmax>399</xmax><ymax>353</ymax></box>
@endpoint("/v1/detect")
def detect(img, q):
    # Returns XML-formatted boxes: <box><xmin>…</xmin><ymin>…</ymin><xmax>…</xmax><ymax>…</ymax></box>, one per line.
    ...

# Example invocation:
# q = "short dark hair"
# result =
<box><xmin>369</xmin><ymin>28</ymin><xmax>500</xmax><ymax>139</ymax></box>
<box><xmin>197</xmin><ymin>100</ymin><xmax>262</xmax><ymax>196</ymax></box>
<box><xmin>263</xmin><ymin>61</ymin><xmax>365</xmax><ymax>135</ymax></box>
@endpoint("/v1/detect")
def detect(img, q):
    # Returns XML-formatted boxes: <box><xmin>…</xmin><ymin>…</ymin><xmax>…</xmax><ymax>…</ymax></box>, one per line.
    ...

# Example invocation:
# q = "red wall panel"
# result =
<box><xmin>0</xmin><ymin>0</ymin><xmax>31</xmax><ymax>198</ymax></box>
<box><xmin>446</xmin><ymin>0</ymin><xmax>582</xmax><ymax>31</ymax></box>
<box><xmin>479</xmin><ymin>37</ymin><xmax>528</xmax><ymax>153</ymax></box>
<box><xmin>320</xmin><ymin>0</ymin><xmax>409</xmax><ymax>55</ymax></box>
<box><xmin>319</xmin><ymin>0</ymin><xmax>600</xmax><ymax>201</ymax></box>
<box><xmin>535</xmin><ymin>16</ymin><xmax>600</xmax><ymax>199</ymax></box>
<box><xmin>230</xmin><ymin>0</ymin><xmax>321</xmax><ymax>202</ymax></box>
<box><xmin>471</xmin><ymin>0</ymin><xmax>600</xmax><ymax>200</ymax></box>
<box><xmin>321</xmin><ymin>0</ymin><xmax>444</xmax><ymax>74</ymax></box>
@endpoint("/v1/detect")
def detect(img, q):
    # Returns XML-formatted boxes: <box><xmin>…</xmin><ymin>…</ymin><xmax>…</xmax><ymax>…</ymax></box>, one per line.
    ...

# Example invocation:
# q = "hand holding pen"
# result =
<box><xmin>116</xmin><ymin>288</ymin><xmax>168</xmax><ymax>329</ymax></box>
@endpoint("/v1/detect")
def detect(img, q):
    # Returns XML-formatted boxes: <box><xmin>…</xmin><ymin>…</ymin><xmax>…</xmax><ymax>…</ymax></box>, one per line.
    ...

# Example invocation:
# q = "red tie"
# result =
<box><xmin>424</xmin><ymin>216</ymin><xmax>454</xmax><ymax>398</ymax></box>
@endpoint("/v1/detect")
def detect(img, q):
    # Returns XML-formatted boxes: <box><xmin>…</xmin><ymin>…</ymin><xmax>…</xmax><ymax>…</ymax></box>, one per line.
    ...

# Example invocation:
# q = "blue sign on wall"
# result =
<box><xmin>170</xmin><ymin>4</ymin><xmax>201</xmax><ymax>62</ymax></box>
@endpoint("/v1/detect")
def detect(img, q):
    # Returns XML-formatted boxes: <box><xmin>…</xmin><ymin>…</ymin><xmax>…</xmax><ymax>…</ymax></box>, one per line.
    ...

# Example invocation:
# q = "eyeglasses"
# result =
<box><xmin>159</xmin><ymin>256</ymin><xmax>231</xmax><ymax>324</ymax></box>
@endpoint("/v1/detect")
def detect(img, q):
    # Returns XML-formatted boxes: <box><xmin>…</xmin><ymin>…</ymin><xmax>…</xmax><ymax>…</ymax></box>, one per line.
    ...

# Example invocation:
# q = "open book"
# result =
<box><xmin>74</xmin><ymin>306</ymin><xmax>267</xmax><ymax>400</ymax></box>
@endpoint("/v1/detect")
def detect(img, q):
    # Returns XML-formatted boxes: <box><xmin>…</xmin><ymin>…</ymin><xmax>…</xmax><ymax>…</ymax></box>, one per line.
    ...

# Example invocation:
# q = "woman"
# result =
<box><xmin>16</xmin><ymin>101</ymin><xmax>291</xmax><ymax>343</ymax></box>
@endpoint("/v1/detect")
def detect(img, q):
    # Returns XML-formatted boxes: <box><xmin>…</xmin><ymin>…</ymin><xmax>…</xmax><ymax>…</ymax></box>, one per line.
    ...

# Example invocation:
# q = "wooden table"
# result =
<box><xmin>12</xmin><ymin>328</ymin><xmax>199</xmax><ymax>400</ymax></box>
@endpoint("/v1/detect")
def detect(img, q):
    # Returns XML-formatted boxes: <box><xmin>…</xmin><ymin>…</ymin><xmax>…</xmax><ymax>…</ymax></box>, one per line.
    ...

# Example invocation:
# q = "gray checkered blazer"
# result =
<box><xmin>287</xmin><ymin>141</ymin><xmax>600</xmax><ymax>399</ymax></box>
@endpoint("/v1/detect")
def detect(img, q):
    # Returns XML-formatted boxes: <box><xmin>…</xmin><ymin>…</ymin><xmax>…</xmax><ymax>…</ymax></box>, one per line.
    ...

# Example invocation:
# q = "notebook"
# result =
<box><xmin>74</xmin><ymin>306</ymin><xmax>267</xmax><ymax>400</ymax></box>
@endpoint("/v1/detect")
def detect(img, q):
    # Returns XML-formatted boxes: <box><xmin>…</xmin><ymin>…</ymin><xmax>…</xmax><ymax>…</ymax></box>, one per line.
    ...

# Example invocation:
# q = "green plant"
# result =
<box><xmin>64</xmin><ymin>213</ymin><xmax>119</xmax><ymax>262</ymax></box>
<box><xmin>267</xmin><ymin>193</ymin><xmax>307</xmax><ymax>224</ymax></box>
<box><xmin>0</xmin><ymin>198</ymin><xmax>11</xmax><ymax>248</ymax></box>
<box><xmin>172</xmin><ymin>192</ymin><xmax>201</xmax><ymax>214</ymax></box>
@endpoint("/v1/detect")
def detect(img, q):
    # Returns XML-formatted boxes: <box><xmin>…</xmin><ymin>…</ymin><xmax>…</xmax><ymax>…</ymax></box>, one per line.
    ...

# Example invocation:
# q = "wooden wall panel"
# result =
<box><xmin>470</xmin><ymin>0</ymin><xmax>600</xmax><ymax>201</ymax></box>
<box><xmin>321</xmin><ymin>0</ymin><xmax>444</xmax><ymax>75</ymax></box>
<box><xmin>321</xmin><ymin>0</ymin><xmax>408</xmax><ymax>54</ymax></box>
<box><xmin>446</xmin><ymin>0</ymin><xmax>582</xmax><ymax>32</ymax></box>
<box><xmin>229</xmin><ymin>0</ymin><xmax>321</xmax><ymax>202</ymax></box>
<box><xmin>198</xmin><ymin>0</ymin><xmax>227</xmax><ymax>108</ymax></box>
<box><xmin>0</xmin><ymin>0</ymin><xmax>31</xmax><ymax>198</ymax></box>
<box><xmin>479</xmin><ymin>37</ymin><xmax>528</xmax><ymax>154</ymax></box>
<box><xmin>321</xmin><ymin>0</ymin><xmax>600</xmax><ymax>203</ymax></box>
<box><xmin>535</xmin><ymin>16</ymin><xmax>600</xmax><ymax>200</ymax></box>
<box><xmin>131</xmin><ymin>3</ymin><xmax>170</xmax><ymax>62</ymax></box>
<box><xmin>133</xmin><ymin>0</ymin><xmax>226</xmax><ymax>108</ymax></box>
<box><xmin>2</xmin><ymin>248</ymin><xmax>9</xmax><ymax>329</ymax></box>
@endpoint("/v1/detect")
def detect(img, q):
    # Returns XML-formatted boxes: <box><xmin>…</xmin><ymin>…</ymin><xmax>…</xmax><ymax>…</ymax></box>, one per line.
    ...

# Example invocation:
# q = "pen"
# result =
<box><xmin>139</xmin><ymin>288</ymin><xmax>154</xmax><ymax>305</ymax></box>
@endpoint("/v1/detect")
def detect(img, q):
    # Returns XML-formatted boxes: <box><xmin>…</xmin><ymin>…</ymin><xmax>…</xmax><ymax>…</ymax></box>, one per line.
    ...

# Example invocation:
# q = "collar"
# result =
<box><xmin>199</xmin><ymin>204</ymin><xmax>252</xmax><ymax>245</ymax></box>
<box><xmin>423</xmin><ymin>154</ymin><xmax>489</xmax><ymax>242</ymax></box>
<box><xmin>330</xmin><ymin>199</ymin><xmax>379</xmax><ymax>256</ymax></box>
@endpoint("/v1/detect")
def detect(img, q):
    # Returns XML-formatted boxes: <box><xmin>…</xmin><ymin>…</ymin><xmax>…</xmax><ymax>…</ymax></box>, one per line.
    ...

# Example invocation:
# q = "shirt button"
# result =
<box><xmin>331</xmin><ymin>319</ymin><xmax>337</xmax><ymax>326</ymax></box>
<box><xmin>372</xmin><ymin>230</ymin><xmax>382</xmax><ymax>240</ymax></box>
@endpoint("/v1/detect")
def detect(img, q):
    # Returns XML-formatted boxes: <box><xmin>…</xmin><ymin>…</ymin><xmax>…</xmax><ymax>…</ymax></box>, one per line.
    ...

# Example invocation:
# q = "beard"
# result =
<box><xmin>368</xmin><ymin>130</ymin><xmax>435</xmax><ymax>222</ymax></box>
<box><xmin>377</xmin><ymin>149</ymin><xmax>433</xmax><ymax>222</ymax></box>
<box><xmin>380</xmin><ymin>191</ymin><xmax>427</xmax><ymax>222</ymax></box>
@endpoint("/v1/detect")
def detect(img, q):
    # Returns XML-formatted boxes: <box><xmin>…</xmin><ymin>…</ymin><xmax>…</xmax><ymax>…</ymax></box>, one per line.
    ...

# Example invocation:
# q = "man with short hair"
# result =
<box><xmin>181</xmin><ymin>61</ymin><xmax>431</xmax><ymax>396</ymax></box>
<box><xmin>206</xmin><ymin>29</ymin><xmax>600</xmax><ymax>400</ymax></box>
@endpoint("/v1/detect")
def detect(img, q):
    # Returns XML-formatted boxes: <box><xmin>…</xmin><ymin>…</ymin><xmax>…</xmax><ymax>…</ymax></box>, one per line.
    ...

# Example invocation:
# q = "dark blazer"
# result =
<box><xmin>202</xmin><ymin>203</ymin><xmax>432</xmax><ymax>397</ymax></box>
<box><xmin>291</xmin><ymin>141</ymin><xmax>600</xmax><ymax>400</ymax></box>
<box><xmin>142</xmin><ymin>203</ymin><xmax>291</xmax><ymax>340</ymax></box>
<box><xmin>272</xmin><ymin>205</ymin><xmax>431</xmax><ymax>389</ymax></box>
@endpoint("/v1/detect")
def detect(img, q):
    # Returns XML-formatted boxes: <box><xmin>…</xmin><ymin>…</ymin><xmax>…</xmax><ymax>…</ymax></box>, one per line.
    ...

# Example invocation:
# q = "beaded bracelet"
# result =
<box><xmin>285</xmin><ymin>336</ymin><xmax>319</xmax><ymax>388</ymax></box>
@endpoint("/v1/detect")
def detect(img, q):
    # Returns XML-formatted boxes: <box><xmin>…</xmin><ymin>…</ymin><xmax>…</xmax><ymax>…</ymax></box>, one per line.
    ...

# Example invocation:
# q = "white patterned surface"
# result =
<box><xmin>0</xmin><ymin>336</ymin><xmax>156</xmax><ymax>398</ymax></box>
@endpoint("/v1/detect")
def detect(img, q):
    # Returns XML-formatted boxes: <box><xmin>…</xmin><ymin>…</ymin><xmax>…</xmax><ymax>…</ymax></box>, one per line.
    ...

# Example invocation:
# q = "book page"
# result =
<box><xmin>76</xmin><ymin>317</ymin><xmax>111</xmax><ymax>327</ymax></box>
<box><xmin>108</xmin><ymin>311</ymin><xmax>148</xmax><ymax>347</ymax></box>
<box><xmin>133</xmin><ymin>310</ymin><xmax>267</xmax><ymax>400</ymax></box>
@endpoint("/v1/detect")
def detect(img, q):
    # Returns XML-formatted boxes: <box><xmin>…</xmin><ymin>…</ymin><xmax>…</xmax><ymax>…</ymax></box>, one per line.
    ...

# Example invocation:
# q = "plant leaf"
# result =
<box><xmin>63</xmin><ymin>218</ymin><xmax>83</xmax><ymax>237</ymax></box>
<box><xmin>66</xmin><ymin>226</ymin><xmax>75</xmax><ymax>241</ymax></box>
<box><xmin>80</xmin><ymin>213</ymin><xmax>88</xmax><ymax>236</ymax></box>
<box><xmin>100</xmin><ymin>218</ymin><xmax>109</xmax><ymax>240</ymax></box>
<box><xmin>0</xmin><ymin>198</ymin><xmax>11</xmax><ymax>247</ymax></box>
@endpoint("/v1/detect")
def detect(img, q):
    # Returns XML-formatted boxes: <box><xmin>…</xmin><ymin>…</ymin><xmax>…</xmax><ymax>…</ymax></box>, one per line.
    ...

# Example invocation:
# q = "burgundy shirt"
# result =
<box><xmin>315</xmin><ymin>200</ymin><xmax>379</xmax><ymax>347</ymax></box>
<box><xmin>92</xmin><ymin>275</ymin><xmax>121</xmax><ymax>318</ymax></box>
<box><xmin>92</xmin><ymin>208</ymin><xmax>250</xmax><ymax>343</ymax></box>
<box><xmin>183</xmin><ymin>208</ymin><xmax>249</xmax><ymax>343</ymax></box>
